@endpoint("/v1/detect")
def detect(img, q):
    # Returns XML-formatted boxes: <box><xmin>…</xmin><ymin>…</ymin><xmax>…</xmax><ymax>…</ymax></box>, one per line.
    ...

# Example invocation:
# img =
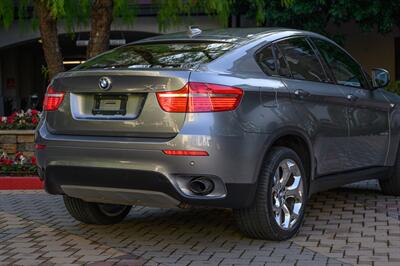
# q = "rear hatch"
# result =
<box><xmin>44</xmin><ymin>40</ymin><xmax>236</xmax><ymax>138</ymax></box>
<box><xmin>46</xmin><ymin>70</ymin><xmax>189</xmax><ymax>138</ymax></box>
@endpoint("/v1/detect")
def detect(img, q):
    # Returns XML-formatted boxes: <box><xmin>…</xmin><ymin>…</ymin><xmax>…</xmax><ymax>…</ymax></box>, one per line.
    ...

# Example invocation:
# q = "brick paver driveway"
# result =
<box><xmin>0</xmin><ymin>180</ymin><xmax>399</xmax><ymax>266</ymax></box>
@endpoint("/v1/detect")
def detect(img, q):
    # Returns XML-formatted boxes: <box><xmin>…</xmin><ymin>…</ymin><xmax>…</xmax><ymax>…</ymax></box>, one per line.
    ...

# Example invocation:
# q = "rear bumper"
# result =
<box><xmin>35</xmin><ymin>123</ymin><xmax>268</xmax><ymax>208</ymax></box>
<box><xmin>42</xmin><ymin>165</ymin><xmax>257</xmax><ymax>208</ymax></box>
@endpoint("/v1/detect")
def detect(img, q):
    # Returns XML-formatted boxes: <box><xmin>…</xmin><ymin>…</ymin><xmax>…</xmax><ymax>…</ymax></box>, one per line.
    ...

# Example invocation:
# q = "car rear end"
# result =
<box><xmin>35</xmin><ymin>39</ymin><xmax>267</xmax><ymax>209</ymax></box>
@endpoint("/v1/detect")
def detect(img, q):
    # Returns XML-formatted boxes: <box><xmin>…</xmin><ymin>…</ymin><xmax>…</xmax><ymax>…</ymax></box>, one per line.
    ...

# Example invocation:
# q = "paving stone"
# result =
<box><xmin>0</xmin><ymin>180</ymin><xmax>398</xmax><ymax>265</ymax></box>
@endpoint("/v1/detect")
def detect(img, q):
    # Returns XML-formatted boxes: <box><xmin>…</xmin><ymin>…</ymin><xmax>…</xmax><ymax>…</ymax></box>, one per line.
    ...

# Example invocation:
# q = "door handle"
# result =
<box><xmin>346</xmin><ymin>94</ymin><xmax>358</xmax><ymax>102</ymax></box>
<box><xmin>294</xmin><ymin>89</ymin><xmax>310</xmax><ymax>98</ymax></box>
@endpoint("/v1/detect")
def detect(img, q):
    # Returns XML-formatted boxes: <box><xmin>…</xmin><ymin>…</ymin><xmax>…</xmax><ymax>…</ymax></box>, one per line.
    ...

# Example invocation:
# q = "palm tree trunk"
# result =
<box><xmin>34</xmin><ymin>0</ymin><xmax>64</xmax><ymax>80</ymax></box>
<box><xmin>87</xmin><ymin>0</ymin><xmax>114</xmax><ymax>59</ymax></box>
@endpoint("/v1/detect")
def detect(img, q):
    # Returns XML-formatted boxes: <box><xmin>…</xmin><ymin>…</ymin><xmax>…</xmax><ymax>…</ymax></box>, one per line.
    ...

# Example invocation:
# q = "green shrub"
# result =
<box><xmin>386</xmin><ymin>80</ymin><xmax>400</xmax><ymax>95</ymax></box>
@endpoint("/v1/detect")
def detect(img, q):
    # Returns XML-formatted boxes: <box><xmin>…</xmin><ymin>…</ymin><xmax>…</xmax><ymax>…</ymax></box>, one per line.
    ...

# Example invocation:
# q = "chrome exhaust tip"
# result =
<box><xmin>189</xmin><ymin>177</ymin><xmax>215</xmax><ymax>196</ymax></box>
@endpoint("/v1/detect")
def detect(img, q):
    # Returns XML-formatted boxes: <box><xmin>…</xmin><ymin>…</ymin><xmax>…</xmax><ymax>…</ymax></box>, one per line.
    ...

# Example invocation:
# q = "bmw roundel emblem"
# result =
<box><xmin>99</xmin><ymin>77</ymin><xmax>112</xmax><ymax>90</ymax></box>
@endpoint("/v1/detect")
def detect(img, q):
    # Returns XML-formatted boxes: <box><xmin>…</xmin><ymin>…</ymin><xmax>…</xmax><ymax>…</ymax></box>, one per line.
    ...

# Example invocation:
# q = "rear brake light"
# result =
<box><xmin>188</xmin><ymin>82</ymin><xmax>243</xmax><ymax>112</ymax></box>
<box><xmin>162</xmin><ymin>150</ymin><xmax>209</xmax><ymax>156</ymax></box>
<box><xmin>156</xmin><ymin>84</ymin><xmax>189</xmax><ymax>112</ymax></box>
<box><xmin>43</xmin><ymin>85</ymin><xmax>65</xmax><ymax>111</ymax></box>
<box><xmin>34</xmin><ymin>144</ymin><xmax>46</xmax><ymax>149</ymax></box>
<box><xmin>156</xmin><ymin>82</ymin><xmax>243</xmax><ymax>113</ymax></box>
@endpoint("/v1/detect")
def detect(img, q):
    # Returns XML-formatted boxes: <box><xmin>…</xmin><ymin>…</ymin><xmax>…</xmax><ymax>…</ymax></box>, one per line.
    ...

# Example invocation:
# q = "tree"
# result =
<box><xmin>0</xmin><ymin>0</ymin><xmax>132</xmax><ymax>78</ymax></box>
<box><xmin>86</xmin><ymin>0</ymin><xmax>114</xmax><ymax>59</ymax></box>
<box><xmin>34</xmin><ymin>0</ymin><xmax>64</xmax><ymax>79</ymax></box>
<box><xmin>0</xmin><ymin>0</ymin><xmax>239</xmax><ymax>79</ymax></box>
<box><xmin>244</xmin><ymin>0</ymin><xmax>400</xmax><ymax>37</ymax></box>
<box><xmin>0</xmin><ymin>0</ymin><xmax>294</xmax><ymax>80</ymax></box>
<box><xmin>156</xmin><ymin>0</ymin><xmax>294</xmax><ymax>30</ymax></box>
<box><xmin>157</xmin><ymin>0</ymin><xmax>233</xmax><ymax>31</ymax></box>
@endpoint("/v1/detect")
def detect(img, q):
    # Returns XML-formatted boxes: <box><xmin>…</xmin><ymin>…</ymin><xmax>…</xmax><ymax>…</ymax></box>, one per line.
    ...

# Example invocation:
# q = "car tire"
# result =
<box><xmin>234</xmin><ymin>146</ymin><xmax>308</xmax><ymax>240</ymax></box>
<box><xmin>63</xmin><ymin>196</ymin><xmax>132</xmax><ymax>225</ymax></box>
<box><xmin>379</xmin><ymin>151</ymin><xmax>400</xmax><ymax>196</ymax></box>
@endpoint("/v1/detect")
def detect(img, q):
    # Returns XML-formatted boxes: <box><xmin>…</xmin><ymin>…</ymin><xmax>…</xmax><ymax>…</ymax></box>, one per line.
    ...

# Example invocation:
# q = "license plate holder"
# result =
<box><xmin>92</xmin><ymin>95</ymin><xmax>127</xmax><ymax>116</ymax></box>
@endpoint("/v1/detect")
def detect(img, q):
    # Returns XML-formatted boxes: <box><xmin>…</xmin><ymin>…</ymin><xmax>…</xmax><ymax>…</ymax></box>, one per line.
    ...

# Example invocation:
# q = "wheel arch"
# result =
<box><xmin>255</xmin><ymin>127</ymin><xmax>315</xmax><ymax>190</ymax></box>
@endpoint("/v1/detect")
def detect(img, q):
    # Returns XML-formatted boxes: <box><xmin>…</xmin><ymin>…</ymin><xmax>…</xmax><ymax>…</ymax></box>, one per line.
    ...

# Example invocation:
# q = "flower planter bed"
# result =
<box><xmin>1</xmin><ymin>153</ymin><xmax>38</xmax><ymax>176</ymax></box>
<box><xmin>0</xmin><ymin>109</ymin><xmax>40</xmax><ymax>130</ymax></box>
<box><xmin>0</xmin><ymin>130</ymin><xmax>36</xmax><ymax>158</ymax></box>
<box><xmin>1</xmin><ymin>170</ymin><xmax>37</xmax><ymax>176</ymax></box>
<box><xmin>0</xmin><ymin>110</ymin><xmax>40</xmax><ymax>176</ymax></box>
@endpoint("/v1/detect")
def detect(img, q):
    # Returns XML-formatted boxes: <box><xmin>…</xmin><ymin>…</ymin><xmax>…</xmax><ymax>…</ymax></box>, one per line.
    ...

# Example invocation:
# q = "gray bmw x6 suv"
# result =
<box><xmin>35</xmin><ymin>28</ymin><xmax>400</xmax><ymax>240</ymax></box>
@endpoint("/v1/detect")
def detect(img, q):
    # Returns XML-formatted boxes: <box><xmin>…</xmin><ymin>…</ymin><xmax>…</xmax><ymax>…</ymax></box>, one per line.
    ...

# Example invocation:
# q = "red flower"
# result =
<box><xmin>32</xmin><ymin>117</ymin><xmax>38</xmax><ymax>124</ymax></box>
<box><xmin>31</xmin><ymin>110</ymin><xmax>39</xmax><ymax>115</ymax></box>
<box><xmin>31</xmin><ymin>156</ymin><xmax>37</xmax><ymax>165</ymax></box>
<box><xmin>15</xmin><ymin>152</ymin><xmax>23</xmax><ymax>159</ymax></box>
<box><xmin>1</xmin><ymin>159</ymin><xmax>13</xmax><ymax>165</ymax></box>
<box><xmin>7</xmin><ymin>117</ymin><xmax>14</xmax><ymax>124</ymax></box>
<box><xmin>10</xmin><ymin>112</ymin><xmax>17</xmax><ymax>118</ymax></box>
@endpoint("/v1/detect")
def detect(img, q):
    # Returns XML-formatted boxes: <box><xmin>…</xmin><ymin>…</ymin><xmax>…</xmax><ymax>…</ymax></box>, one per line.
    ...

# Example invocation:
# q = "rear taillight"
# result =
<box><xmin>156</xmin><ymin>84</ymin><xmax>189</xmax><ymax>112</ymax></box>
<box><xmin>156</xmin><ymin>82</ymin><xmax>243</xmax><ymax>113</ymax></box>
<box><xmin>43</xmin><ymin>85</ymin><xmax>65</xmax><ymax>111</ymax></box>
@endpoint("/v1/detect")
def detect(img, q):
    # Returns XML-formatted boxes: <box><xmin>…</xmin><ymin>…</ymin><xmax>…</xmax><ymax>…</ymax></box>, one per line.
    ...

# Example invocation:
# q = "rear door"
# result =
<box><xmin>311</xmin><ymin>37</ymin><xmax>390</xmax><ymax>170</ymax></box>
<box><xmin>274</xmin><ymin>37</ymin><xmax>350</xmax><ymax>176</ymax></box>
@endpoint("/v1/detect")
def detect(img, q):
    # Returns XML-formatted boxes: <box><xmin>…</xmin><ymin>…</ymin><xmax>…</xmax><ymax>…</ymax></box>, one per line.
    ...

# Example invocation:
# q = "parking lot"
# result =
<box><xmin>0</xmin><ymin>180</ymin><xmax>399</xmax><ymax>266</ymax></box>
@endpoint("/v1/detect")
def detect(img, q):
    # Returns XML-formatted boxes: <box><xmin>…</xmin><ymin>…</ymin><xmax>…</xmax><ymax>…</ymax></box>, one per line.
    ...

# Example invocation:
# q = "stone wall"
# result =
<box><xmin>0</xmin><ymin>130</ymin><xmax>35</xmax><ymax>158</ymax></box>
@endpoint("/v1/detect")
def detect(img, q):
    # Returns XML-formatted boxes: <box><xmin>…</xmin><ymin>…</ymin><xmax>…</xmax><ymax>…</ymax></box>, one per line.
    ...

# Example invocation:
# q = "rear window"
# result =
<box><xmin>75</xmin><ymin>42</ymin><xmax>235</xmax><ymax>70</ymax></box>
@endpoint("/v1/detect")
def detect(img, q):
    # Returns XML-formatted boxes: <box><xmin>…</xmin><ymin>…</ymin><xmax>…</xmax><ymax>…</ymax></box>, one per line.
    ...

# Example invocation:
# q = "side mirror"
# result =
<box><xmin>371</xmin><ymin>68</ymin><xmax>390</xmax><ymax>89</ymax></box>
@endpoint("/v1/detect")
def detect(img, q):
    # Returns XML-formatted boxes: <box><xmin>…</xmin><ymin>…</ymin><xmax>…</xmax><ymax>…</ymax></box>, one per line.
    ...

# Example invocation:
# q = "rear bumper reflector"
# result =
<box><xmin>35</xmin><ymin>144</ymin><xmax>46</xmax><ymax>149</ymax></box>
<box><xmin>162</xmin><ymin>150</ymin><xmax>209</xmax><ymax>156</ymax></box>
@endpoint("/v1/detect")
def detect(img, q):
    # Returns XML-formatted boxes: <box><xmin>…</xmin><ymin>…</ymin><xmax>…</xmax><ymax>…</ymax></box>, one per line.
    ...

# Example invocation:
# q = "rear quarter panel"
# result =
<box><xmin>191</xmin><ymin>34</ymin><xmax>319</xmax><ymax>179</ymax></box>
<box><xmin>187</xmin><ymin>40</ymin><xmax>305</xmax><ymax>181</ymax></box>
<box><xmin>194</xmin><ymin>35</ymin><xmax>300</xmax><ymax>135</ymax></box>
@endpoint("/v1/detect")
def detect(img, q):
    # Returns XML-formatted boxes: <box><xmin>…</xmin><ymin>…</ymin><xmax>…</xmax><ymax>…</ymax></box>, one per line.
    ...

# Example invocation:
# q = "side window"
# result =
<box><xmin>273</xmin><ymin>45</ymin><xmax>291</xmax><ymax>78</ymax></box>
<box><xmin>255</xmin><ymin>45</ymin><xmax>278</xmax><ymax>76</ymax></box>
<box><xmin>276</xmin><ymin>38</ymin><xmax>327</xmax><ymax>82</ymax></box>
<box><xmin>312</xmin><ymin>38</ymin><xmax>368</xmax><ymax>88</ymax></box>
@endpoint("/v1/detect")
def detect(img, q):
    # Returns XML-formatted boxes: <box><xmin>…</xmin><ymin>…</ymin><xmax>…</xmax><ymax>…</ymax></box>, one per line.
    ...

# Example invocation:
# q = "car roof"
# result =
<box><xmin>134</xmin><ymin>27</ymin><xmax>305</xmax><ymax>45</ymax></box>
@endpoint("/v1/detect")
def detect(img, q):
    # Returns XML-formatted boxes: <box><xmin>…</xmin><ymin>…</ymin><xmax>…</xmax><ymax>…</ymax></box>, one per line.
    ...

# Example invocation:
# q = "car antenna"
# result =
<box><xmin>187</xmin><ymin>26</ymin><xmax>202</xmax><ymax>38</ymax></box>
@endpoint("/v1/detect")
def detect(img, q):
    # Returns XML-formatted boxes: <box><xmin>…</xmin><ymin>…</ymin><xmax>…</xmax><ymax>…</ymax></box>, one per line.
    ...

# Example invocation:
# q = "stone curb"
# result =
<box><xmin>0</xmin><ymin>176</ymin><xmax>43</xmax><ymax>190</ymax></box>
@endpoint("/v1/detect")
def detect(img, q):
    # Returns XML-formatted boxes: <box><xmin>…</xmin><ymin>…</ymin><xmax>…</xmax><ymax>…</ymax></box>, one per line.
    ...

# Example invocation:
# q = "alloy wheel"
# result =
<box><xmin>271</xmin><ymin>159</ymin><xmax>304</xmax><ymax>230</ymax></box>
